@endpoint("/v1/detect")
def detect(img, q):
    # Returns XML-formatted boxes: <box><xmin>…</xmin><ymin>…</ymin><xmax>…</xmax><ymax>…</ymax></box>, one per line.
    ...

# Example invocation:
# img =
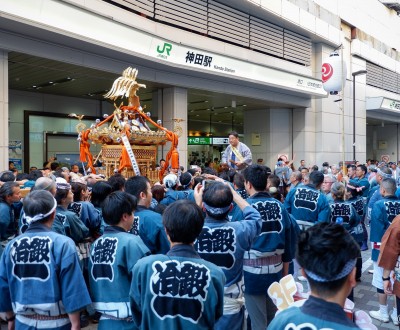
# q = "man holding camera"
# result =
<box><xmin>194</xmin><ymin>180</ymin><xmax>261</xmax><ymax>330</ymax></box>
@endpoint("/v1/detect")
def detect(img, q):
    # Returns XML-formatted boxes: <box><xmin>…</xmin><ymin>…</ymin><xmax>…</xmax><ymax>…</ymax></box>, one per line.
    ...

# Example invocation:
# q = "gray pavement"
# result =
<box><xmin>354</xmin><ymin>246</ymin><xmax>399</xmax><ymax>329</ymax></box>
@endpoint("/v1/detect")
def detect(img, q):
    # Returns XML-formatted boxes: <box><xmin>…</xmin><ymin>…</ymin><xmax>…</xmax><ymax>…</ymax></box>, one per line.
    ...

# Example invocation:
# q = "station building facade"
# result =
<box><xmin>0</xmin><ymin>0</ymin><xmax>399</xmax><ymax>171</ymax></box>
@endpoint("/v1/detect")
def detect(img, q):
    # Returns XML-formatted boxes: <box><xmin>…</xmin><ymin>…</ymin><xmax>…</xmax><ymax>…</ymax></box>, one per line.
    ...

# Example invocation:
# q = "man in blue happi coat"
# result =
<box><xmin>0</xmin><ymin>190</ymin><xmax>91</xmax><ymax>329</ymax></box>
<box><xmin>193</xmin><ymin>180</ymin><xmax>261</xmax><ymax>330</ymax></box>
<box><xmin>125</xmin><ymin>176</ymin><xmax>170</xmax><ymax>254</ymax></box>
<box><xmin>89</xmin><ymin>191</ymin><xmax>150</xmax><ymax>329</ymax></box>
<box><xmin>284</xmin><ymin>170</ymin><xmax>330</xmax><ymax>229</ymax></box>
<box><xmin>0</xmin><ymin>182</ymin><xmax>22</xmax><ymax>241</ymax></box>
<box><xmin>130</xmin><ymin>200</ymin><xmax>225</xmax><ymax>330</ymax></box>
<box><xmin>268</xmin><ymin>223</ymin><xmax>360</xmax><ymax>329</ymax></box>
<box><xmin>232</xmin><ymin>165</ymin><xmax>296</xmax><ymax>329</ymax></box>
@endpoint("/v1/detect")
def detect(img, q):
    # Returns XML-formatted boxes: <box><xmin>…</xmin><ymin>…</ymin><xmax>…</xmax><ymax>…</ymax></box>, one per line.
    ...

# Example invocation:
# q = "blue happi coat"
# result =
<box><xmin>130</xmin><ymin>245</ymin><xmax>225</xmax><ymax>330</ymax></box>
<box><xmin>233</xmin><ymin>192</ymin><xmax>295</xmax><ymax>294</ymax></box>
<box><xmin>56</xmin><ymin>206</ymin><xmax>89</xmax><ymax>243</ymax></box>
<box><xmin>268</xmin><ymin>296</ymin><xmax>360</xmax><ymax>330</ymax></box>
<box><xmin>130</xmin><ymin>206</ymin><xmax>170</xmax><ymax>254</ymax></box>
<box><xmin>68</xmin><ymin>201</ymin><xmax>102</xmax><ymax>236</ymax></box>
<box><xmin>349</xmin><ymin>176</ymin><xmax>370</xmax><ymax>198</ymax></box>
<box><xmin>194</xmin><ymin>205</ymin><xmax>261</xmax><ymax>330</ymax></box>
<box><xmin>195</xmin><ymin>206</ymin><xmax>261</xmax><ymax>294</ymax></box>
<box><xmin>370</xmin><ymin>195</ymin><xmax>400</xmax><ymax>261</ymax></box>
<box><xmin>284</xmin><ymin>184</ymin><xmax>331</xmax><ymax>224</ymax></box>
<box><xmin>0</xmin><ymin>222</ymin><xmax>91</xmax><ymax>330</ymax></box>
<box><xmin>0</xmin><ymin>201</ymin><xmax>16</xmax><ymax>240</ymax></box>
<box><xmin>330</xmin><ymin>200</ymin><xmax>362</xmax><ymax>243</ymax></box>
<box><xmin>159</xmin><ymin>189</ymin><xmax>195</xmax><ymax>206</ymax></box>
<box><xmin>89</xmin><ymin>226</ymin><xmax>150</xmax><ymax>330</ymax></box>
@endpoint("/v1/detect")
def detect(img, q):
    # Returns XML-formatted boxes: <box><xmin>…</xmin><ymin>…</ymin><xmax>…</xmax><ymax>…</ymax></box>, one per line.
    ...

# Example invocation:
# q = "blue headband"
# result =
<box><xmin>304</xmin><ymin>259</ymin><xmax>356</xmax><ymax>282</ymax></box>
<box><xmin>377</xmin><ymin>169</ymin><xmax>392</xmax><ymax>179</ymax></box>
<box><xmin>203</xmin><ymin>202</ymin><xmax>231</xmax><ymax>215</ymax></box>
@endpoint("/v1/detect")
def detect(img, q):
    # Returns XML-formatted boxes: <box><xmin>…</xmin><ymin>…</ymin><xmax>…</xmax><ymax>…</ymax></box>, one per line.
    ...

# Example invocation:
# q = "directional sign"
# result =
<box><xmin>212</xmin><ymin>137</ymin><xmax>229</xmax><ymax>145</ymax></box>
<box><xmin>188</xmin><ymin>137</ymin><xmax>211</xmax><ymax>145</ymax></box>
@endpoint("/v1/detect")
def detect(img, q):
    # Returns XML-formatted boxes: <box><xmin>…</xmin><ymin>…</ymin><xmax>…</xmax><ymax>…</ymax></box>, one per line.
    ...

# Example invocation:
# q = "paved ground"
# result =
<box><xmin>354</xmin><ymin>246</ymin><xmax>399</xmax><ymax>329</ymax></box>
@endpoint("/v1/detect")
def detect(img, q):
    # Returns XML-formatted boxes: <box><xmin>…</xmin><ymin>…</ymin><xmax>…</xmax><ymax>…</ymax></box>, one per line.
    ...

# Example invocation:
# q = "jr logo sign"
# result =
<box><xmin>157</xmin><ymin>43</ymin><xmax>172</xmax><ymax>56</ymax></box>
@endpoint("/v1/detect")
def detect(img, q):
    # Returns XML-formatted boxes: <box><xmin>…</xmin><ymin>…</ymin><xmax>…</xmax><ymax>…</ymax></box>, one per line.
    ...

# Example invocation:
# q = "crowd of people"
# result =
<box><xmin>1</xmin><ymin>131</ymin><xmax>400</xmax><ymax>329</ymax></box>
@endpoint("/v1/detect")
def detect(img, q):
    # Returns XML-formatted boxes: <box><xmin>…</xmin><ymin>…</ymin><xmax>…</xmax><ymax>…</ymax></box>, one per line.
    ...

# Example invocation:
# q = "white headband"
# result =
<box><xmin>25</xmin><ymin>197</ymin><xmax>57</xmax><ymax>224</ymax></box>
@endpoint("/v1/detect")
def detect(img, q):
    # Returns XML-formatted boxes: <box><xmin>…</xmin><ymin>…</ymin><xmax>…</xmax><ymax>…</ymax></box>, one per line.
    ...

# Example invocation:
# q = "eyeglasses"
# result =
<box><xmin>323</xmin><ymin>181</ymin><xmax>334</xmax><ymax>184</ymax></box>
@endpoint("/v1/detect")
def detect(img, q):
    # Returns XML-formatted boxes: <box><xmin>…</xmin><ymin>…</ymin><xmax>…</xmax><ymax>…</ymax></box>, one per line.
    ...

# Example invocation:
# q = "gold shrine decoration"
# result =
<box><xmin>74</xmin><ymin>67</ymin><xmax>180</xmax><ymax>180</ymax></box>
<box><xmin>68</xmin><ymin>113</ymin><xmax>86</xmax><ymax>133</ymax></box>
<box><xmin>172</xmin><ymin>118</ymin><xmax>184</xmax><ymax>138</ymax></box>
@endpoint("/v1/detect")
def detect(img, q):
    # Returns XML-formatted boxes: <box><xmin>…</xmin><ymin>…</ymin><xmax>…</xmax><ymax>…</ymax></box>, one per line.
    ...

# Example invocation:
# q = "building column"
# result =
<box><xmin>244</xmin><ymin>108</ymin><xmax>293</xmax><ymax>168</ymax></box>
<box><xmin>0</xmin><ymin>50</ymin><xmax>8</xmax><ymax>171</ymax></box>
<box><xmin>162</xmin><ymin>87</ymin><xmax>188</xmax><ymax>170</ymax></box>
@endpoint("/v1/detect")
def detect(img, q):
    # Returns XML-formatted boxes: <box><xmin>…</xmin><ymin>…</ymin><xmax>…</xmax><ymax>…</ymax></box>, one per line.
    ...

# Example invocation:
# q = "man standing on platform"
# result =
<box><xmin>221</xmin><ymin>131</ymin><xmax>252</xmax><ymax>171</ymax></box>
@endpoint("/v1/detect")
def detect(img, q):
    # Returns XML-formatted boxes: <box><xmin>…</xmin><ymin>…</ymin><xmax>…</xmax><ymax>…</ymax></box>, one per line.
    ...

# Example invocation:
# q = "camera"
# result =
<box><xmin>202</xmin><ymin>179</ymin><xmax>215</xmax><ymax>189</ymax></box>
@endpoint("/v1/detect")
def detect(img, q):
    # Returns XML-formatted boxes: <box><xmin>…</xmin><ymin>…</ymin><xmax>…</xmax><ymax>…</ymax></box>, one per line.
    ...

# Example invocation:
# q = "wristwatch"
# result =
<box><xmin>382</xmin><ymin>276</ymin><xmax>391</xmax><ymax>281</ymax></box>
<box><xmin>5</xmin><ymin>314</ymin><xmax>16</xmax><ymax>322</ymax></box>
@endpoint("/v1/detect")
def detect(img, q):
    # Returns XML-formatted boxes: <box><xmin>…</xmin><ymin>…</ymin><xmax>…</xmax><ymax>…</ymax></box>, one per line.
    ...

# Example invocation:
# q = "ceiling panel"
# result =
<box><xmin>8</xmin><ymin>51</ymin><xmax>293</xmax><ymax>125</ymax></box>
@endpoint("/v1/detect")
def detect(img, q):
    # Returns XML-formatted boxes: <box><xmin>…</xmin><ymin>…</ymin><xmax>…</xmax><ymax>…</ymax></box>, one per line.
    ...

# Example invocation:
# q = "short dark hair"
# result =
<box><xmin>55</xmin><ymin>187</ymin><xmax>69</xmax><ymax>204</ymax></box>
<box><xmin>0</xmin><ymin>171</ymin><xmax>15</xmax><ymax>182</ymax></box>
<box><xmin>296</xmin><ymin>223</ymin><xmax>359</xmax><ymax>296</ymax></box>
<box><xmin>309</xmin><ymin>170</ymin><xmax>324</xmax><ymax>186</ymax></box>
<box><xmin>23</xmin><ymin>190</ymin><xmax>55</xmax><ymax>223</ymax></box>
<box><xmin>71</xmin><ymin>182</ymin><xmax>87</xmax><ymax>202</ymax></box>
<box><xmin>268</xmin><ymin>174</ymin><xmax>280</xmax><ymax>188</ymax></box>
<box><xmin>243</xmin><ymin>165</ymin><xmax>269</xmax><ymax>191</ymax></box>
<box><xmin>179</xmin><ymin>172</ymin><xmax>193</xmax><ymax>188</ymax></box>
<box><xmin>233</xmin><ymin>173</ymin><xmax>245</xmax><ymax>190</ymax></box>
<box><xmin>163</xmin><ymin>200</ymin><xmax>204</xmax><ymax>244</ymax></box>
<box><xmin>151</xmin><ymin>185</ymin><xmax>165</xmax><ymax>203</ymax></box>
<box><xmin>0</xmin><ymin>181</ymin><xmax>19</xmax><ymax>202</ymax></box>
<box><xmin>108</xmin><ymin>173</ymin><xmax>126</xmax><ymax>192</ymax></box>
<box><xmin>91</xmin><ymin>181</ymin><xmax>112</xmax><ymax>208</ymax></box>
<box><xmin>203</xmin><ymin>182</ymin><xmax>233</xmax><ymax>220</ymax></box>
<box><xmin>27</xmin><ymin>169</ymin><xmax>43</xmax><ymax>181</ymax></box>
<box><xmin>357</xmin><ymin>164</ymin><xmax>367</xmax><ymax>175</ymax></box>
<box><xmin>50</xmin><ymin>162</ymin><xmax>59</xmax><ymax>171</ymax></box>
<box><xmin>125</xmin><ymin>176</ymin><xmax>150</xmax><ymax>199</ymax></box>
<box><xmin>102</xmin><ymin>191</ymin><xmax>137</xmax><ymax>226</ymax></box>
<box><xmin>228</xmin><ymin>131</ymin><xmax>239</xmax><ymax>138</ymax></box>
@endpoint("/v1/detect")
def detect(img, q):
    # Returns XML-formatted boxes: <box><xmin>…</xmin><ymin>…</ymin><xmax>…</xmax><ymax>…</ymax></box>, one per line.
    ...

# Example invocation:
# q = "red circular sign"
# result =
<box><xmin>322</xmin><ymin>63</ymin><xmax>333</xmax><ymax>83</ymax></box>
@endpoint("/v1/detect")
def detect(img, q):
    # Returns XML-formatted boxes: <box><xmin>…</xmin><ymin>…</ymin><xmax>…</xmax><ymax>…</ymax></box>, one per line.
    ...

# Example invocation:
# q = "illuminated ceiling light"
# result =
<box><xmin>30</xmin><ymin>77</ymin><xmax>75</xmax><ymax>90</ymax></box>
